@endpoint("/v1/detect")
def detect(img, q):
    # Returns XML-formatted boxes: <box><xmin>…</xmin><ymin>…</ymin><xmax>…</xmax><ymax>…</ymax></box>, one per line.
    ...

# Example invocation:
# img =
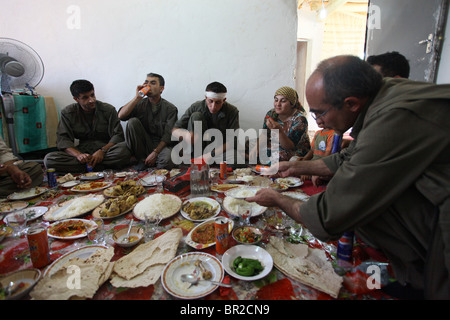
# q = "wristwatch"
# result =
<box><xmin>100</xmin><ymin>147</ymin><xmax>108</xmax><ymax>153</ymax></box>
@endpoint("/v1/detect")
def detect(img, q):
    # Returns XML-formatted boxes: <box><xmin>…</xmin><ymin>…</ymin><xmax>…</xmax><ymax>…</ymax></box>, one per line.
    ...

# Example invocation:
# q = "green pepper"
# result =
<box><xmin>233</xmin><ymin>256</ymin><xmax>244</xmax><ymax>269</ymax></box>
<box><xmin>232</xmin><ymin>257</ymin><xmax>263</xmax><ymax>276</ymax></box>
<box><xmin>236</xmin><ymin>262</ymin><xmax>255</xmax><ymax>276</ymax></box>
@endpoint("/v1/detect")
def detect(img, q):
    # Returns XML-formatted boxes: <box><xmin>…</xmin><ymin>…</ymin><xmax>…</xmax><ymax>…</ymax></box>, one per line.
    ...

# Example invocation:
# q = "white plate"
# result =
<box><xmin>92</xmin><ymin>201</ymin><xmax>136</xmax><ymax>220</ymax></box>
<box><xmin>7</xmin><ymin>187</ymin><xmax>50</xmax><ymax>201</ymax></box>
<box><xmin>43</xmin><ymin>195</ymin><xmax>104</xmax><ymax>221</ymax></box>
<box><xmin>0</xmin><ymin>201</ymin><xmax>29</xmax><ymax>214</ymax></box>
<box><xmin>133</xmin><ymin>193</ymin><xmax>182</xmax><ymax>221</ymax></box>
<box><xmin>114</xmin><ymin>171</ymin><xmax>135</xmax><ymax>178</ymax></box>
<box><xmin>47</xmin><ymin>218</ymin><xmax>97</xmax><ymax>240</ymax></box>
<box><xmin>222</xmin><ymin>196</ymin><xmax>267</xmax><ymax>218</ymax></box>
<box><xmin>21</xmin><ymin>206</ymin><xmax>48</xmax><ymax>221</ymax></box>
<box><xmin>224</xmin><ymin>186</ymin><xmax>263</xmax><ymax>199</ymax></box>
<box><xmin>70</xmin><ymin>182</ymin><xmax>111</xmax><ymax>193</ymax></box>
<box><xmin>161</xmin><ymin>252</ymin><xmax>224</xmax><ymax>299</ymax></box>
<box><xmin>139</xmin><ymin>174</ymin><xmax>166</xmax><ymax>187</ymax></box>
<box><xmin>80</xmin><ymin>172</ymin><xmax>104</xmax><ymax>180</ymax></box>
<box><xmin>222</xmin><ymin>245</ymin><xmax>273</xmax><ymax>281</ymax></box>
<box><xmin>60</xmin><ymin>180</ymin><xmax>80</xmax><ymax>188</ymax></box>
<box><xmin>210</xmin><ymin>184</ymin><xmax>241</xmax><ymax>193</ymax></box>
<box><xmin>281</xmin><ymin>191</ymin><xmax>310</xmax><ymax>201</ymax></box>
<box><xmin>180</xmin><ymin>197</ymin><xmax>221</xmax><ymax>222</ymax></box>
<box><xmin>43</xmin><ymin>245</ymin><xmax>108</xmax><ymax>277</ymax></box>
<box><xmin>275</xmin><ymin>177</ymin><xmax>303</xmax><ymax>188</ymax></box>
<box><xmin>185</xmin><ymin>217</ymin><xmax>234</xmax><ymax>250</ymax></box>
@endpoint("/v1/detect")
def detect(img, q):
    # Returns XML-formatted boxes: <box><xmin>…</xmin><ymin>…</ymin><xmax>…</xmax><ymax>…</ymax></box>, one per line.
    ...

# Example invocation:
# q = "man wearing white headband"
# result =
<box><xmin>172</xmin><ymin>81</ymin><xmax>239</xmax><ymax>163</ymax></box>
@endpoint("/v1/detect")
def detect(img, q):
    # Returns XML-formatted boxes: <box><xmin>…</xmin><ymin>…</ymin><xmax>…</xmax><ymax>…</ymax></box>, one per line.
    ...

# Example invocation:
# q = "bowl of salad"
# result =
<box><xmin>232</xmin><ymin>225</ymin><xmax>263</xmax><ymax>245</ymax></box>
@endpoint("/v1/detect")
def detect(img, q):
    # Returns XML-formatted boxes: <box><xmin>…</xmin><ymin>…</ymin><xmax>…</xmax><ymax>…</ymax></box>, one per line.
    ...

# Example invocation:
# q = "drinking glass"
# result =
<box><xmin>238</xmin><ymin>204</ymin><xmax>252</xmax><ymax>226</ymax></box>
<box><xmin>156</xmin><ymin>177</ymin><xmax>164</xmax><ymax>193</ymax></box>
<box><xmin>6</xmin><ymin>210</ymin><xmax>28</xmax><ymax>237</ymax></box>
<box><xmin>87</xmin><ymin>217</ymin><xmax>106</xmax><ymax>245</ymax></box>
<box><xmin>103</xmin><ymin>169</ymin><xmax>114</xmax><ymax>182</ymax></box>
<box><xmin>144</xmin><ymin>212</ymin><xmax>162</xmax><ymax>242</ymax></box>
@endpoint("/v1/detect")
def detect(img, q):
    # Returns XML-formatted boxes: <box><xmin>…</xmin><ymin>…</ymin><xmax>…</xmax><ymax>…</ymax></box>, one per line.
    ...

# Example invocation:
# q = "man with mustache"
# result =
<box><xmin>248</xmin><ymin>55</ymin><xmax>450</xmax><ymax>299</ymax></box>
<box><xmin>44</xmin><ymin>80</ymin><xmax>131</xmax><ymax>173</ymax></box>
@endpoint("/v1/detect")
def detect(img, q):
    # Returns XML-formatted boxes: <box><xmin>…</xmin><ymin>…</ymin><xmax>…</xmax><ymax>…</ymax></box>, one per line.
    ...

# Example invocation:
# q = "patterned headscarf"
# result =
<box><xmin>274</xmin><ymin>86</ymin><xmax>304</xmax><ymax>111</ymax></box>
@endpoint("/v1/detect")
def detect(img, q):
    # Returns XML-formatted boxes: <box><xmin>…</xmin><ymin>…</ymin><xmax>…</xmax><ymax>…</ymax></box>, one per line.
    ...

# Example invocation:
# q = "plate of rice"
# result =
<box><xmin>224</xmin><ymin>186</ymin><xmax>263</xmax><ymax>199</ymax></box>
<box><xmin>133</xmin><ymin>193</ymin><xmax>182</xmax><ymax>221</ymax></box>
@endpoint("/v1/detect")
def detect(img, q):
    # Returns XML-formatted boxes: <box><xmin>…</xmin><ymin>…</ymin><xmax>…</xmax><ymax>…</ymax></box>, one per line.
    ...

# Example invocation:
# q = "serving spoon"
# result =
<box><xmin>180</xmin><ymin>274</ymin><xmax>232</xmax><ymax>288</ymax></box>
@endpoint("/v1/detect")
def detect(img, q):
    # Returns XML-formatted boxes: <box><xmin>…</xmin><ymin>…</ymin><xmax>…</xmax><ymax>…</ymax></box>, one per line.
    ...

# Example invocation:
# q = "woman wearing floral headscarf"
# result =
<box><xmin>249</xmin><ymin>86</ymin><xmax>311</xmax><ymax>163</ymax></box>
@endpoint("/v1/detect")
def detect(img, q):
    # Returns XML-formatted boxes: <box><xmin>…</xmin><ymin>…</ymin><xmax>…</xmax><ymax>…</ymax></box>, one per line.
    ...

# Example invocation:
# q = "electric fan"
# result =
<box><xmin>0</xmin><ymin>38</ymin><xmax>44</xmax><ymax>94</ymax></box>
<box><xmin>0</xmin><ymin>38</ymin><xmax>45</xmax><ymax>155</ymax></box>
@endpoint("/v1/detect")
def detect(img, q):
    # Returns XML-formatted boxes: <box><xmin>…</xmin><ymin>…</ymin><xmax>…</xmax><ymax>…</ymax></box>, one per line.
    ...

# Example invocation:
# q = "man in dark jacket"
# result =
<box><xmin>44</xmin><ymin>80</ymin><xmax>131</xmax><ymax>173</ymax></box>
<box><xmin>119</xmin><ymin>73</ymin><xmax>178</xmax><ymax>170</ymax></box>
<box><xmin>248</xmin><ymin>55</ymin><xmax>450</xmax><ymax>299</ymax></box>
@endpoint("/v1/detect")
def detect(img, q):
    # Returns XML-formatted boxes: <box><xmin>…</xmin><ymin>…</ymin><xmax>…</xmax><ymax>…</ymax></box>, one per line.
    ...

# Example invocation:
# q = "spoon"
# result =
<box><xmin>125</xmin><ymin>220</ymin><xmax>133</xmax><ymax>243</ymax></box>
<box><xmin>180</xmin><ymin>274</ymin><xmax>232</xmax><ymax>288</ymax></box>
<box><xmin>5</xmin><ymin>281</ymin><xmax>20</xmax><ymax>297</ymax></box>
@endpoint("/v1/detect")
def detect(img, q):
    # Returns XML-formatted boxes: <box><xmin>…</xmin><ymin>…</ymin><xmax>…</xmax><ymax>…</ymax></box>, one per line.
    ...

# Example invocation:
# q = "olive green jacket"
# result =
<box><xmin>57</xmin><ymin>101</ymin><xmax>125</xmax><ymax>153</ymax></box>
<box><xmin>174</xmin><ymin>99</ymin><xmax>240</xmax><ymax>134</ymax></box>
<box><xmin>119</xmin><ymin>97</ymin><xmax>178</xmax><ymax>145</ymax></box>
<box><xmin>301</xmin><ymin>78</ymin><xmax>450</xmax><ymax>299</ymax></box>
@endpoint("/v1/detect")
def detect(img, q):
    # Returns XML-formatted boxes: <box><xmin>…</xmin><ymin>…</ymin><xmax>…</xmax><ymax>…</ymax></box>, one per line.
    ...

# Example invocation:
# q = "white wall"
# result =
<box><xmin>436</xmin><ymin>8</ymin><xmax>450</xmax><ymax>84</ymax></box>
<box><xmin>0</xmin><ymin>0</ymin><xmax>298</xmax><ymax>131</ymax></box>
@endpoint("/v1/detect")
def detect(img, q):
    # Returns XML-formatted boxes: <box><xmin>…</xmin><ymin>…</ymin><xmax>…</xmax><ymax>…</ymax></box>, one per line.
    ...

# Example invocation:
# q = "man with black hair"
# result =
<box><xmin>367</xmin><ymin>51</ymin><xmax>410</xmax><ymax>78</ymax></box>
<box><xmin>119</xmin><ymin>73</ymin><xmax>178</xmax><ymax>170</ymax></box>
<box><xmin>44</xmin><ymin>80</ymin><xmax>131</xmax><ymax>173</ymax></box>
<box><xmin>172</xmin><ymin>81</ymin><xmax>240</xmax><ymax>164</ymax></box>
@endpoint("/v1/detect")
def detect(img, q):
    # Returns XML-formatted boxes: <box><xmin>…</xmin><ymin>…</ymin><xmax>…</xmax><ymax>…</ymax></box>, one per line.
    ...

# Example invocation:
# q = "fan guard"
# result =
<box><xmin>0</xmin><ymin>38</ymin><xmax>44</xmax><ymax>93</ymax></box>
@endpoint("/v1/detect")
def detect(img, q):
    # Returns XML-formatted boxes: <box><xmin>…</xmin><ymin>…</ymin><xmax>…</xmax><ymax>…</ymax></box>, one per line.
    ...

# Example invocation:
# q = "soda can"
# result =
<box><xmin>27</xmin><ymin>224</ymin><xmax>51</xmax><ymax>268</ymax></box>
<box><xmin>331</xmin><ymin>133</ymin><xmax>342</xmax><ymax>154</ymax></box>
<box><xmin>220</xmin><ymin>162</ymin><xmax>227</xmax><ymax>180</ymax></box>
<box><xmin>214</xmin><ymin>217</ymin><xmax>229</xmax><ymax>255</ymax></box>
<box><xmin>86</xmin><ymin>164</ymin><xmax>93</xmax><ymax>172</ymax></box>
<box><xmin>138</xmin><ymin>85</ymin><xmax>150</xmax><ymax>97</ymax></box>
<box><xmin>337</xmin><ymin>231</ymin><xmax>354</xmax><ymax>262</ymax></box>
<box><xmin>46</xmin><ymin>168</ymin><xmax>57</xmax><ymax>188</ymax></box>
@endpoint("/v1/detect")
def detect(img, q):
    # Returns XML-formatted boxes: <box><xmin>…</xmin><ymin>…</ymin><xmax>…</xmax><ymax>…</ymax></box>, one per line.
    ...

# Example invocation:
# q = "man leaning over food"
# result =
<box><xmin>247</xmin><ymin>55</ymin><xmax>450</xmax><ymax>300</ymax></box>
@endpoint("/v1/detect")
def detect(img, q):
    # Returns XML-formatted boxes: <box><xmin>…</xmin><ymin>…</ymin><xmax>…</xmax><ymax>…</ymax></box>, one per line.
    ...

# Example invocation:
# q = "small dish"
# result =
<box><xmin>222</xmin><ymin>245</ymin><xmax>273</xmax><ymax>281</ymax></box>
<box><xmin>113</xmin><ymin>225</ymin><xmax>144</xmax><ymax>247</ymax></box>
<box><xmin>0</xmin><ymin>268</ymin><xmax>41</xmax><ymax>300</ymax></box>
<box><xmin>232</xmin><ymin>225</ymin><xmax>263</xmax><ymax>245</ymax></box>
<box><xmin>60</xmin><ymin>180</ymin><xmax>80</xmax><ymax>188</ymax></box>
<box><xmin>269</xmin><ymin>182</ymin><xmax>289</xmax><ymax>191</ymax></box>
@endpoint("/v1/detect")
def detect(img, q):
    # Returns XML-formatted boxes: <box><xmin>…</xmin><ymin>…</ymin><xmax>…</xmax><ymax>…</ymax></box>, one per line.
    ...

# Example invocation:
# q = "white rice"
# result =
<box><xmin>134</xmin><ymin>194</ymin><xmax>181</xmax><ymax>220</ymax></box>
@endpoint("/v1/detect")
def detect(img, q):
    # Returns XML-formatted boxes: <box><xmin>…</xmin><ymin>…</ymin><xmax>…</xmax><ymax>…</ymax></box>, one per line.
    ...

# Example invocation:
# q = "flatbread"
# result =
<box><xmin>266</xmin><ymin>236</ymin><xmax>342</xmax><ymax>298</ymax></box>
<box><xmin>110</xmin><ymin>264</ymin><xmax>165</xmax><ymax>288</ymax></box>
<box><xmin>30</xmin><ymin>247</ymin><xmax>115</xmax><ymax>300</ymax></box>
<box><xmin>110</xmin><ymin>228</ymin><xmax>183</xmax><ymax>287</ymax></box>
